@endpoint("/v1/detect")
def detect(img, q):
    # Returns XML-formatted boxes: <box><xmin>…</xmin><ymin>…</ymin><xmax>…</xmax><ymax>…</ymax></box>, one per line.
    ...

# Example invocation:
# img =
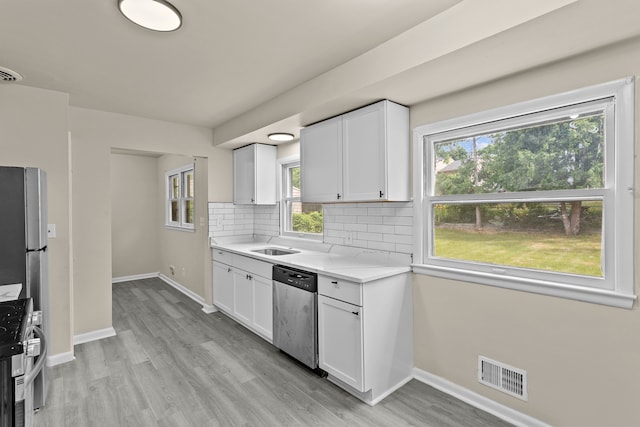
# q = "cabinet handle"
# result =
<box><xmin>331</xmin><ymin>281</ymin><xmax>338</xmax><ymax>285</ymax></box>
<box><xmin>336</xmin><ymin>193</ymin><xmax>341</xmax><ymax>200</ymax></box>
<box><xmin>250</xmin><ymin>198</ymin><xmax>255</xmax><ymax>203</ymax></box>
<box><xmin>352</xmin><ymin>311</ymin><xmax>359</xmax><ymax>316</ymax></box>
<box><xmin>227</xmin><ymin>267</ymin><xmax>232</xmax><ymax>273</ymax></box>
<box><xmin>246</xmin><ymin>274</ymin><xmax>253</xmax><ymax>280</ymax></box>
<box><xmin>379</xmin><ymin>190</ymin><xmax>384</xmax><ymax>198</ymax></box>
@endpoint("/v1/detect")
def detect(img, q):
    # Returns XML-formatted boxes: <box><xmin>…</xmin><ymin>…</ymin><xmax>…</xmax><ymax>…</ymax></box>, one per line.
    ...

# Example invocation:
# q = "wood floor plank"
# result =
<box><xmin>34</xmin><ymin>278</ymin><xmax>513</xmax><ymax>427</ymax></box>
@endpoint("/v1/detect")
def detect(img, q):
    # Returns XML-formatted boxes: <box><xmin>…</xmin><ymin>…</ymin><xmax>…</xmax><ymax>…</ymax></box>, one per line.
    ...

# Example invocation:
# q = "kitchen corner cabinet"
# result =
<box><xmin>233</xmin><ymin>143</ymin><xmax>277</xmax><ymax>205</ymax></box>
<box><xmin>317</xmin><ymin>273</ymin><xmax>413</xmax><ymax>405</ymax></box>
<box><xmin>212</xmin><ymin>249</ymin><xmax>273</xmax><ymax>342</ymax></box>
<box><xmin>301</xmin><ymin>100</ymin><xmax>409</xmax><ymax>203</ymax></box>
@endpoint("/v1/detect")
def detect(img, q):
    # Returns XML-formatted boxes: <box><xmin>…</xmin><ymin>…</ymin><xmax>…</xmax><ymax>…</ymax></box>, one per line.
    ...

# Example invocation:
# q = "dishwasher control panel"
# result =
<box><xmin>273</xmin><ymin>265</ymin><xmax>317</xmax><ymax>293</ymax></box>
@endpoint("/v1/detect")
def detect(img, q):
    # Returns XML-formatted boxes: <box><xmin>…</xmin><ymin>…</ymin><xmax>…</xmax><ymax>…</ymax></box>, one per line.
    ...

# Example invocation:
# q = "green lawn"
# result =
<box><xmin>434</xmin><ymin>227</ymin><xmax>602</xmax><ymax>277</ymax></box>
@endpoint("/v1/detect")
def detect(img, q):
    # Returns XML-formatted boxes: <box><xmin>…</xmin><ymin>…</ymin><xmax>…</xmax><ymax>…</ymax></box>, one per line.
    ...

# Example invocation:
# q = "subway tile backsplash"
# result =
<box><xmin>208</xmin><ymin>201</ymin><xmax>413</xmax><ymax>255</ymax></box>
<box><xmin>323</xmin><ymin>202</ymin><xmax>413</xmax><ymax>254</ymax></box>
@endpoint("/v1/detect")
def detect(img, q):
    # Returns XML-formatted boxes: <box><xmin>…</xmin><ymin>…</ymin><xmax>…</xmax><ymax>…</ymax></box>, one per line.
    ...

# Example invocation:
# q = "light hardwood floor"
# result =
<box><xmin>34</xmin><ymin>278</ymin><xmax>512</xmax><ymax>426</ymax></box>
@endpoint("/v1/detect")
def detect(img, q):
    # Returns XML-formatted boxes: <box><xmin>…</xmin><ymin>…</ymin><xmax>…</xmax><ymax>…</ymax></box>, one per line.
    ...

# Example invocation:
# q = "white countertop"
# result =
<box><xmin>211</xmin><ymin>237</ymin><xmax>411</xmax><ymax>283</ymax></box>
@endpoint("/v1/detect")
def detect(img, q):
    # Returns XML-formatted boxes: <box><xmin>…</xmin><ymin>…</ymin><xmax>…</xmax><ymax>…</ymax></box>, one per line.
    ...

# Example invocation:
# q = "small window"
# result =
<box><xmin>281</xmin><ymin>161</ymin><xmax>323</xmax><ymax>239</ymax></box>
<box><xmin>413</xmin><ymin>78</ymin><xmax>635</xmax><ymax>308</ymax></box>
<box><xmin>166</xmin><ymin>164</ymin><xmax>195</xmax><ymax>230</ymax></box>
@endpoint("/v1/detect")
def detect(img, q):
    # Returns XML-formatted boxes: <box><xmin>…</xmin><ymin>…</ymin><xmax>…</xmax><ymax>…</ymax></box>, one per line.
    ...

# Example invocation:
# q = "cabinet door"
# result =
<box><xmin>212</xmin><ymin>261</ymin><xmax>234</xmax><ymax>313</ymax></box>
<box><xmin>300</xmin><ymin>116</ymin><xmax>343</xmax><ymax>202</ymax></box>
<box><xmin>233</xmin><ymin>145</ymin><xmax>256</xmax><ymax>204</ymax></box>
<box><xmin>318</xmin><ymin>295</ymin><xmax>364</xmax><ymax>391</ymax></box>
<box><xmin>252</xmin><ymin>275</ymin><xmax>273</xmax><ymax>341</ymax></box>
<box><xmin>233</xmin><ymin>270</ymin><xmax>253</xmax><ymax>325</ymax></box>
<box><xmin>253</xmin><ymin>144</ymin><xmax>277</xmax><ymax>205</ymax></box>
<box><xmin>342</xmin><ymin>102</ymin><xmax>386</xmax><ymax>201</ymax></box>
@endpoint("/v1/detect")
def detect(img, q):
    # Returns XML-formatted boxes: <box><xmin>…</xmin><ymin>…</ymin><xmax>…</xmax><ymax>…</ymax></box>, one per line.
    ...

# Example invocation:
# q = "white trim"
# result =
<box><xmin>47</xmin><ymin>351</ymin><xmax>75</xmax><ymax>367</ymax></box>
<box><xmin>158</xmin><ymin>274</ymin><xmax>217</xmax><ymax>314</ymax></box>
<box><xmin>165</xmin><ymin>163</ymin><xmax>195</xmax><ymax>230</ymax></box>
<box><xmin>412</xmin><ymin>368</ymin><xmax>550</xmax><ymax>427</ymax></box>
<box><xmin>412</xmin><ymin>77</ymin><xmax>635</xmax><ymax>308</ymax></box>
<box><xmin>278</xmin><ymin>156</ymin><xmax>323</xmax><ymax>241</ymax></box>
<box><xmin>111</xmin><ymin>272</ymin><xmax>158</xmax><ymax>283</ymax></box>
<box><xmin>74</xmin><ymin>327</ymin><xmax>116</xmax><ymax>345</ymax></box>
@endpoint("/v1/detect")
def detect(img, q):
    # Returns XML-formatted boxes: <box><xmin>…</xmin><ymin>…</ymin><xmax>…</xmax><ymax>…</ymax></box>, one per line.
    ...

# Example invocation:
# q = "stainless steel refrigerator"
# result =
<box><xmin>0</xmin><ymin>167</ymin><xmax>50</xmax><ymax>410</ymax></box>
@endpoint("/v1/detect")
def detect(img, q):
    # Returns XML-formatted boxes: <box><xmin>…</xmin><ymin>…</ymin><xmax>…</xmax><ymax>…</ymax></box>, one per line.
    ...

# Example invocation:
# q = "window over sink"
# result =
<box><xmin>280</xmin><ymin>158</ymin><xmax>323</xmax><ymax>239</ymax></box>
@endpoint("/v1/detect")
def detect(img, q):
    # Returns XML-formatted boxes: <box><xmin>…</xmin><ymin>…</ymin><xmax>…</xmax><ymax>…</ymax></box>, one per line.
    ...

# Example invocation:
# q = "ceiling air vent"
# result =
<box><xmin>0</xmin><ymin>67</ymin><xmax>23</xmax><ymax>82</ymax></box>
<box><xmin>478</xmin><ymin>356</ymin><xmax>528</xmax><ymax>400</ymax></box>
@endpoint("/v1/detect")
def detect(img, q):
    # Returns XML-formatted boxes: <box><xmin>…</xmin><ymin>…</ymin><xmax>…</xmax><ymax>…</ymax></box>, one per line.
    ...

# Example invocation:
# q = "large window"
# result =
<box><xmin>166</xmin><ymin>164</ymin><xmax>194</xmax><ymax>230</ymax></box>
<box><xmin>413</xmin><ymin>78</ymin><xmax>635</xmax><ymax>308</ymax></box>
<box><xmin>281</xmin><ymin>160</ymin><xmax>323</xmax><ymax>238</ymax></box>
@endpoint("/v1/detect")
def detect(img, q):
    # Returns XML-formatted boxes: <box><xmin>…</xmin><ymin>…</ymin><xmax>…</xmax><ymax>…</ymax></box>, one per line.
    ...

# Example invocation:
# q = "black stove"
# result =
<box><xmin>0</xmin><ymin>300</ymin><xmax>30</xmax><ymax>361</ymax></box>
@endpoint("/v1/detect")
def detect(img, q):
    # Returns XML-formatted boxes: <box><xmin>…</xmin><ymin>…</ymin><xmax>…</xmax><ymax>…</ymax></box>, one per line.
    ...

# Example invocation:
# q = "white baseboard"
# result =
<box><xmin>412</xmin><ymin>368</ymin><xmax>550</xmax><ymax>427</ymax></box>
<box><xmin>47</xmin><ymin>351</ymin><xmax>75</xmax><ymax>367</ymax></box>
<box><xmin>158</xmin><ymin>274</ymin><xmax>217</xmax><ymax>314</ymax></box>
<box><xmin>112</xmin><ymin>272</ymin><xmax>159</xmax><ymax>283</ymax></box>
<box><xmin>73</xmin><ymin>327</ymin><xmax>117</xmax><ymax>346</ymax></box>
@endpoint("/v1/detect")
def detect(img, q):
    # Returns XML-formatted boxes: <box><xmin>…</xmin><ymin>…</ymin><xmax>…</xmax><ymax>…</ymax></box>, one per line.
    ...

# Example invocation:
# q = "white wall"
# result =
<box><xmin>70</xmin><ymin>107</ymin><xmax>229</xmax><ymax>336</ymax></box>
<box><xmin>409</xmin><ymin>37</ymin><xmax>640</xmax><ymax>427</ymax></box>
<box><xmin>157</xmin><ymin>154</ymin><xmax>211</xmax><ymax>302</ymax></box>
<box><xmin>0</xmin><ymin>85</ymin><xmax>72</xmax><ymax>356</ymax></box>
<box><xmin>111</xmin><ymin>153</ymin><xmax>159</xmax><ymax>278</ymax></box>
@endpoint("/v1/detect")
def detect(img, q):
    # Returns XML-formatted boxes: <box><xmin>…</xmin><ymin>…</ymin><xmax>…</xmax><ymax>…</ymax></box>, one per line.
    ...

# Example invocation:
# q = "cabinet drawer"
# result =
<box><xmin>212</xmin><ymin>248</ymin><xmax>234</xmax><ymax>264</ymax></box>
<box><xmin>234</xmin><ymin>255</ymin><xmax>272</xmax><ymax>279</ymax></box>
<box><xmin>318</xmin><ymin>275</ymin><xmax>362</xmax><ymax>306</ymax></box>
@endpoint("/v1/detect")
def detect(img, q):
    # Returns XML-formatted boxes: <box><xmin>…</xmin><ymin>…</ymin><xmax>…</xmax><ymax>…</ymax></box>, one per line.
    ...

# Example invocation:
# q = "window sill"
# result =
<box><xmin>412</xmin><ymin>264</ymin><xmax>636</xmax><ymax>309</ymax></box>
<box><xmin>165</xmin><ymin>225</ymin><xmax>195</xmax><ymax>233</ymax></box>
<box><xmin>280</xmin><ymin>232</ymin><xmax>323</xmax><ymax>241</ymax></box>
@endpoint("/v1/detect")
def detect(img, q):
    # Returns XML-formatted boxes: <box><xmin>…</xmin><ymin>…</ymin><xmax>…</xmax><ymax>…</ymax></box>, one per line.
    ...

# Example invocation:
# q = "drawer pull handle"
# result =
<box><xmin>331</xmin><ymin>281</ymin><xmax>338</xmax><ymax>285</ymax></box>
<box><xmin>352</xmin><ymin>311</ymin><xmax>359</xmax><ymax>316</ymax></box>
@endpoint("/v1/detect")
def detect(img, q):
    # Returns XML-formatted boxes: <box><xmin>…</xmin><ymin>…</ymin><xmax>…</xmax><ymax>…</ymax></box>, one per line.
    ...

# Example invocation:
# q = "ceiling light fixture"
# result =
<box><xmin>118</xmin><ymin>0</ymin><xmax>182</xmax><ymax>32</ymax></box>
<box><xmin>268</xmin><ymin>133</ymin><xmax>294</xmax><ymax>142</ymax></box>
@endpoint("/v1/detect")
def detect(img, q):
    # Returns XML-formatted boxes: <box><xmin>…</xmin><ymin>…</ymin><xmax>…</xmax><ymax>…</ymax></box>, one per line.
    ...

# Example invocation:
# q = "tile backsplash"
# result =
<box><xmin>209</xmin><ymin>201</ymin><xmax>413</xmax><ymax>255</ymax></box>
<box><xmin>323</xmin><ymin>202</ymin><xmax>413</xmax><ymax>254</ymax></box>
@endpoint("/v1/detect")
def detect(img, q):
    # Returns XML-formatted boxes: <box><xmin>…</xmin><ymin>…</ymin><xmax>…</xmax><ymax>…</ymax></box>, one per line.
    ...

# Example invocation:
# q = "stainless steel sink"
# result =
<box><xmin>251</xmin><ymin>247</ymin><xmax>300</xmax><ymax>256</ymax></box>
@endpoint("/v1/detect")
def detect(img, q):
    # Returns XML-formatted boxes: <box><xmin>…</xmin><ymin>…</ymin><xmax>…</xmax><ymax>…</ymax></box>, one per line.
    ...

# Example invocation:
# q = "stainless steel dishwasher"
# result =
<box><xmin>272</xmin><ymin>264</ymin><xmax>319</xmax><ymax>370</ymax></box>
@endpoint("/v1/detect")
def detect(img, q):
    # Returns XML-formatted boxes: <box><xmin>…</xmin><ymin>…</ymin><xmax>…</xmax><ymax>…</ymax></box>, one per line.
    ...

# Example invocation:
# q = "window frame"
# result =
<box><xmin>165</xmin><ymin>163</ymin><xmax>195</xmax><ymax>231</ymax></box>
<box><xmin>412</xmin><ymin>78</ymin><xmax>636</xmax><ymax>308</ymax></box>
<box><xmin>279</xmin><ymin>156</ymin><xmax>323</xmax><ymax>240</ymax></box>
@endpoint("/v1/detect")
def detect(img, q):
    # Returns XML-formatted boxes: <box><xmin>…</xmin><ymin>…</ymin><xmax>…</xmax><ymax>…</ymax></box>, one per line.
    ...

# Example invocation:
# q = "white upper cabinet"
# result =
<box><xmin>300</xmin><ymin>117</ymin><xmax>343</xmax><ymax>202</ymax></box>
<box><xmin>301</xmin><ymin>100</ymin><xmax>409</xmax><ymax>203</ymax></box>
<box><xmin>233</xmin><ymin>143</ymin><xmax>277</xmax><ymax>205</ymax></box>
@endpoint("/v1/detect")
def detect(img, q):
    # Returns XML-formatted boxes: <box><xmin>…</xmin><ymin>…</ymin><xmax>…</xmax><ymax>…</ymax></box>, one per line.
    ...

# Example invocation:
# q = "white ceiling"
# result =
<box><xmin>2</xmin><ymin>0</ymin><xmax>640</xmax><ymax>149</ymax></box>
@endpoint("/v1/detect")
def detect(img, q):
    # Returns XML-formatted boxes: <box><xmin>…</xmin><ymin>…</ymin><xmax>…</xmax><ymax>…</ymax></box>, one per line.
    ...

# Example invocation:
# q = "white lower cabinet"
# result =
<box><xmin>232</xmin><ymin>270</ymin><xmax>254</xmax><ymax>325</ymax></box>
<box><xmin>317</xmin><ymin>273</ymin><xmax>413</xmax><ymax>405</ymax></box>
<box><xmin>212</xmin><ymin>250</ymin><xmax>273</xmax><ymax>342</ymax></box>
<box><xmin>318</xmin><ymin>295</ymin><xmax>364</xmax><ymax>391</ymax></box>
<box><xmin>212</xmin><ymin>261</ymin><xmax>234</xmax><ymax>313</ymax></box>
<box><xmin>252</xmin><ymin>274</ymin><xmax>273</xmax><ymax>339</ymax></box>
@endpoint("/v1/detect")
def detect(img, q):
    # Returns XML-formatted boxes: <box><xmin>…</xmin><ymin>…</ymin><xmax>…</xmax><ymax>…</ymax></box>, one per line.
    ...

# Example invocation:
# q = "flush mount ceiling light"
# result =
<box><xmin>268</xmin><ymin>133</ymin><xmax>294</xmax><ymax>142</ymax></box>
<box><xmin>118</xmin><ymin>0</ymin><xmax>182</xmax><ymax>32</ymax></box>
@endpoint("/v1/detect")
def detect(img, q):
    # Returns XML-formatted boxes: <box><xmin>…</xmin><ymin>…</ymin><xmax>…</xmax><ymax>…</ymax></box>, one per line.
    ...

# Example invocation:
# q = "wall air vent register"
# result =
<box><xmin>478</xmin><ymin>356</ymin><xmax>528</xmax><ymax>400</ymax></box>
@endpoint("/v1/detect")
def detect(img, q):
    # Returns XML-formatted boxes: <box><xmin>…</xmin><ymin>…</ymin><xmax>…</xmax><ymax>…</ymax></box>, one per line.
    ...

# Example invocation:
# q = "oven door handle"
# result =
<box><xmin>24</xmin><ymin>325</ymin><xmax>47</xmax><ymax>386</ymax></box>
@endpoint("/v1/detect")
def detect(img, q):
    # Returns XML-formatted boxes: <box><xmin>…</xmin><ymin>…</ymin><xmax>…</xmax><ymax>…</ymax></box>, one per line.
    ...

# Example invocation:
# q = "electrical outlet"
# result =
<box><xmin>345</xmin><ymin>231</ymin><xmax>353</xmax><ymax>245</ymax></box>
